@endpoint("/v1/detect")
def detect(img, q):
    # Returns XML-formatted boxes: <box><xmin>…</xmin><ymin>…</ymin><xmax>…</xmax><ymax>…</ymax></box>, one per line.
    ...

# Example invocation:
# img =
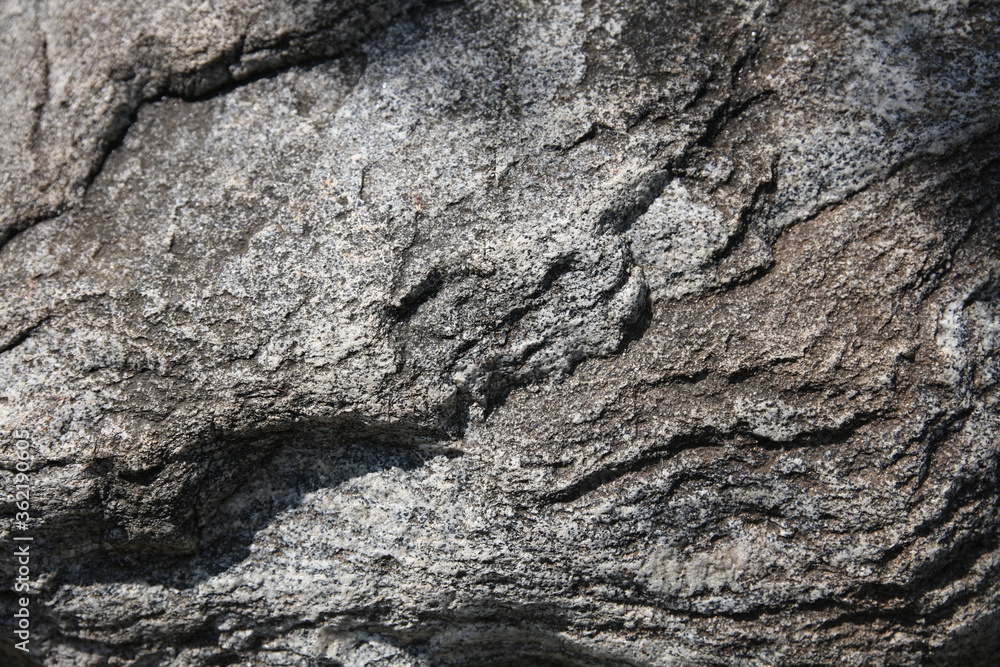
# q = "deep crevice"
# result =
<box><xmin>0</xmin><ymin>315</ymin><xmax>52</xmax><ymax>355</ymax></box>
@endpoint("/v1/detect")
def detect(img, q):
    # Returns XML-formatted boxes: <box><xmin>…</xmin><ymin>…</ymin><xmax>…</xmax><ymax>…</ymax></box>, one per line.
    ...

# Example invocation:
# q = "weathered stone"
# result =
<box><xmin>0</xmin><ymin>0</ymin><xmax>421</xmax><ymax>248</ymax></box>
<box><xmin>1</xmin><ymin>0</ymin><xmax>998</xmax><ymax>665</ymax></box>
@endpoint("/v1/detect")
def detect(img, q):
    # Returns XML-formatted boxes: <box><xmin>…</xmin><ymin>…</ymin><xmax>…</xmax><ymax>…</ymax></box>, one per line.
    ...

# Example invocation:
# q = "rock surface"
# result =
<box><xmin>1</xmin><ymin>0</ymin><xmax>999</xmax><ymax>665</ymax></box>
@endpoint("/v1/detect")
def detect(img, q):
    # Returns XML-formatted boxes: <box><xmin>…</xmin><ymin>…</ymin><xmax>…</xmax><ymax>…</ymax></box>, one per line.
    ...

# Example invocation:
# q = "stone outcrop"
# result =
<box><xmin>1</xmin><ymin>0</ymin><xmax>998</xmax><ymax>664</ymax></box>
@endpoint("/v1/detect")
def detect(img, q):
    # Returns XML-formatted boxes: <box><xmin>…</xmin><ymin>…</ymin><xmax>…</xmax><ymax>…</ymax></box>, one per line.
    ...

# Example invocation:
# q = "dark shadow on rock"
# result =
<box><xmin>60</xmin><ymin>427</ymin><xmax>454</xmax><ymax>590</ymax></box>
<box><xmin>83</xmin><ymin>411</ymin><xmax>460</xmax><ymax>554</ymax></box>
<box><xmin>312</xmin><ymin>614</ymin><xmax>639</xmax><ymax>667</ymax></box>
<box><xmin>399</xmin><ymin>620</ymin><xmax>639</xmax><ymax>667</ymax></box>
<box><xmin>929</xmin><ymin>601</ymin><xmax>1000</xmax><ymax>667</ymax></box>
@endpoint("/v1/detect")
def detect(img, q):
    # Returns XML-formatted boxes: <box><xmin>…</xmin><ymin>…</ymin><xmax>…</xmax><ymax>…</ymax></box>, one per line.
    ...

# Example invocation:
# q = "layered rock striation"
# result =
<box><xmin>1</xmin><ymin>0</ymin><xmax>999</xmax><ymax>664</ymax></box>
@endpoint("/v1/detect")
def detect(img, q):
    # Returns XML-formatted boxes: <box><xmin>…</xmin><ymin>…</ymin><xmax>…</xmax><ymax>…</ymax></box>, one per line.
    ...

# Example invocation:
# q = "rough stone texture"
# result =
<box><xmin>1</xmin><ymin>0</ymin><xmax>998</xmax><ymax>665</ymax></box>
<box><xmin>0</xmin><ymin>0</ymin><xmax>421</xmax><ymax>248</ymax></box>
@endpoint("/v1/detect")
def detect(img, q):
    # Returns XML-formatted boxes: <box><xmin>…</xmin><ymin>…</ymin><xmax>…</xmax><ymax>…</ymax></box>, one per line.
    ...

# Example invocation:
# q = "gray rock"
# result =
<box><xmin>0</xmin><ymin>0</ymin><xmax>421</xmax><ymax>248</ymax></box>
<box><xmin>1</xmin><ymin>0</ymin><xmax>998</xmax><ymax>665</ymax></box>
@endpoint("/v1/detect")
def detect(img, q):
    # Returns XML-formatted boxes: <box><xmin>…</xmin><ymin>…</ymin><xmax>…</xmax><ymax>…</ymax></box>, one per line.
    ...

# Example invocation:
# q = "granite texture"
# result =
<box><xmin>1</xmin><ymin>0</ymin><xmax>999</xmax><ymax>665</ymax></box>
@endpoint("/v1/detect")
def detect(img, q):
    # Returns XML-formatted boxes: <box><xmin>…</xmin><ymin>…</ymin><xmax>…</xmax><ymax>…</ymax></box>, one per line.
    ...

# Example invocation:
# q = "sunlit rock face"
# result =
<box><xmin>1</xmin><ymin>0</ymin><xmax>999</xmax><ymax>665</ymax></box>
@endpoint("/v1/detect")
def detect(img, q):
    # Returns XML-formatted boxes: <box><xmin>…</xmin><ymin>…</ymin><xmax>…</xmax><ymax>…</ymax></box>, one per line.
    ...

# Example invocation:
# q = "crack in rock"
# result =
<box><xmin>1</xmin><ymin>0</ymin><xmax>999</xmax><ymax>665</ymax></box>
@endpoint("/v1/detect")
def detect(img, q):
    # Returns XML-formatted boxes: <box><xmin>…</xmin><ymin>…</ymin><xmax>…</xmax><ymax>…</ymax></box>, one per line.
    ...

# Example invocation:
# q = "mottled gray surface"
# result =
<box><xmin>0</xmin><ymin>0</ymin><xmax>420</xmax><ymax>248</ymax></box>
<box><xmin>1</xmin><ymin>0</ymin><xmax>999</xmax><ymax>665</ymax></box>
